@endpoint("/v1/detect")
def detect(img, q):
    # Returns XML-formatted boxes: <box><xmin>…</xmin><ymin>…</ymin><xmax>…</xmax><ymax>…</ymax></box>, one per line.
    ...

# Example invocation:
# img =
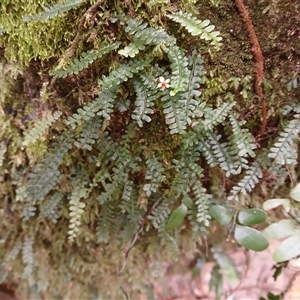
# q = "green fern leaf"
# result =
<box><xmin>229</xmin><ymin>114</ymin><xmax>257</xmax><ymax>158</ymax></box>
<box><xmin>40</xmin><ymin>192</ymin><xmax>63</xmax><ymax>223</ymax></box>
<box><xmin>74</xmin><ymin>116</ymin><xmax>102</xmax><ymax>151</ymax></box>
<box><xmin>181</xmin><ymin>51</ymin><xmax>204</xmax><ymax>125</ymax></box>
<box><xmin>198</xmin><ymin>131</ymin><xmax>240</xmax><ymax>176</ymax></box>
<box><xmin>202</xmin><ymin>102</ymin><xmax>236</xmax><ymax>131</ymax></box>
<box><xmin>21</xmin><ymin>205</ymin><xmax>37</xmax><ymax>221</ymax></box>
<box><xmin>147</xmin><ymin>202</ymin><xmax>170</xmax><ymax>230</ymax></box>
<box><xmin>228</xmin><ymin>164</ymin><xmax>263</xmax><ymax>201</ymax></box>
<box><xmin>143</xmin><ymin>157</ymin><xmax>165</xmax><ymax>197</ymax></box>
<box><xmin>50</xmin><ymin>42</ymin><xmax>121</xmax><ymax>78</ymax></box>
<box><xmin>268</xmin><ymin>113</ymin><xmax>300</xmax><ymax>165</ymax></box>
<box><xmin>22</xmin><ymin>237</ymin><xmax>34</xmax><ymax>279</ymax></box>
<box><xmin>100</xmin><ymin>57</ymin><xmax>152</xmax><ymax>88</ymax></box>
<box><xmin>22</xmin><ymin>111</ymin><xmax>62</xmax><ymax>146</ymax></box>
<box><xmin>164</xmin><ymin>44</ymin><xmax>189</xmax><ymax>96</ymax></box>
<box><xmin>167</xmin><ymin>12</ymin><xmax>222</xmax><ymax>48</ymax></box>
<box><xmin>68</xmin><ymin>181</ymin><xmax>88</xmax><ymax>242</ymax></box>
<box><xmin>25</xmin><ymin>132</ymin><xmax>74</xmax><ymax>201</ymax></box>
<box><xmin>193</xmin><ymin>182</ymin><xmax>212</xmax><ymax>226</ymax></box>
<box><xmin>23</xmin><ymin>0</ymin><xmax>84</xmax><ymax>22</ymax></box>
<box><xmin>131</xmin><ymin>75</ymin><xmax>158</xmax><ymax>127</ymax></box>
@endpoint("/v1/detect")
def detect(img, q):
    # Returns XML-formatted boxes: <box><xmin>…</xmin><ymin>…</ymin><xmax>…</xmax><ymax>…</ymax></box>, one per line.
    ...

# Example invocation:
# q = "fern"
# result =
<box><xmin>22</xmin><ymin>205</ymin><xmax>37</xmax><ymax>221</ymax></box>
<box><xmin>181</xmin><ymin>51</ymin><xmax>204</xmax><ymax>125</ymax></box>
<box><xmin>118</xmin><ymin>18</ymin><xmax>175</xmax><ymax>58</ymax></box>
<box><xmin>228</xmin><ymin>114</ymin><xmax>257</xmax><ymax>158</ymax></box>
<box><xmin>22</xmin><ymin>237</ymin><xmax>34</xmax><ymax>279</ymax></box>
<box><xmin>201</xmin><ymin>101</ymin><xmax>236</xmax><ymax>131</ymax></box>
<box><xmin>96</xmin><ymin>202</ymin><xmax>116</xmax><ymax>243</ymax></box>
<box><xmin>167</xmin><ymin>12</ymin><xmax>222</xmax><ymax>48</ymax></box>
<box><xmin>147</xmin><ymin>202</ymin><xmax>170</xmax><ymax>230</ymax></box>
<box><xmin>143</xmin><ymin>157</ymin><xmax>165</xmax><ymax>197</ymax></box>
<box><xmin>22</xmin><ymin>111</ymin><xmax>62</xmax><ymax>146</ymax></box>
<box><xmin>198</xmin><ymin>131</ymin><xmax>241</xmax><ymax>177</ymax></box>
<box><xmin>68</xmin><ymin>181</ymin><xmax>88</xmax><ymax>241</ymax></box>
<box><xmin>50</xmin><ymin>43</ymin><xmax>121</xmax><ymax>78</ymax></box>
<box><xmin>0</xmin><ymin>243</ymin><xmax>22</xmax><ymax>283</ymax></box>
<box><xmin>40</xmin><ymin>192</ymin><xmax>63</xmax><ymax>223</ymax></box>
<box><xmin>227</xmin><ymin>163</ymin><xmax>263</xmax><ymax>201</ymax></box>
<box><xmin>25</xmin><ymin>131</ymin><xmax>75</xmax><ymax>201</ymax></box>
<box><xmin>131</xmin><ymin>75</ymin><xmax>158</xmax><ymax>127</ymax></box>
<box><xmin>96</xmin><ymin>85</ymin><xmax>119</xmax><ymax>120</ymax></box>
<box><xmin>164</xmin><ymin>44</ymin><xmax>189</xmax><ymax>96</ymax></box>
<box><xmin>162</xmin><ymin>92</ymin><xmax>187</xmax><ymax>134</ymax></box>
<box><xmin>100</xmin><ymin>57</ymin><xmax>152</xmax><ymax>89</ymax></box>
<box><xmin>23</xmin><ymin>0</ymin><xmax>84</xmax><ymax>22</ymax></box>
<box><xmin>64</xmin><ymin>101</ymin><xmax>99</xmax><ymax>129</ymax></box>
<box><xmin>268</xmin><ymin>113</ymin><xmax>300</xmax><ymax>165</ymax></box>
<box><xmin>74</xmin><ymin>116</ymin><xmax>102</xmax><ymax>151</ymax></box>
<box><xmin>193</xmin><ymin>182</ymin><xmax>212</xmax><ymax>226</ymax></box>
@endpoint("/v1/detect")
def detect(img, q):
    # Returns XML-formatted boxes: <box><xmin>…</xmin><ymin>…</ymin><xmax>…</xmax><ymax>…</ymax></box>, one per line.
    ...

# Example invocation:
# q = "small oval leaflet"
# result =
<box><xmin>263</xmin><ymin>198</ymin><xmax>290</xmax><ymax>212</ymax></box>
<box><xmin>165</xmin><ymin>203</ymin><xmax>187</xmax><ymax>231</ymax></box>
<box><xmin>209</xmin><ymin>205</ymin><xmax>232</xmax><ymax>225</ymax></box>
<box><xmin>273</xmin><ymin>234</ymin><xmax>300</xmax><ymax>263</ymax></box>
<box><xmin>237</xmin><ymin>208</ymin><xmax>266</xmax><ymax>226</ymax></box>
<box><xmin>234</xmin><ymin>224</ymin><xmax>269</xmax><ymax>252</ymax></box>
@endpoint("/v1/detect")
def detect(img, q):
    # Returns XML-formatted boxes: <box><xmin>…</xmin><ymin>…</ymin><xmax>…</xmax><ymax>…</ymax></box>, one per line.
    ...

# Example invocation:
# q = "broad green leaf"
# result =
<box><xmin>290</xmin><ymin>183</ymin><xmax>300</xmax><ymax>202</ymax></box>
<box><xmin>289</xmin><ymin>257</ymin><xmax>300</xmax><ymax>268</ymax></box>
<box><xmin>237</xmin><ymin>208</ymin><xmax>266</xmax><ymax>226</ymax></box>
<box><xmin>234</xmin><ymin>225</ymin><xmax>269</xmax><ymax>252</ymax></box>
<box><xmin>263</xmin><ymin>198</ymin><xmax>290</xmax><ymax>212</ymax></box>
<box><xmin>273</xmin><ymin>234</ymin><xmax>300</xmax><ymax>262</ymax></box>
<box><xmin>263</xmin><ymin>219</ymin><xmax>298</xmax><ymax>240</ymax></box>
<box><xmin>165</xmin><ymin>203</ymin><xmax>187</xmax><ymax>231</ymax></box>
<box><xmin>209</xmin><ymin>205</ymin><xmax>232</xmax><ymax>225</ymax></box>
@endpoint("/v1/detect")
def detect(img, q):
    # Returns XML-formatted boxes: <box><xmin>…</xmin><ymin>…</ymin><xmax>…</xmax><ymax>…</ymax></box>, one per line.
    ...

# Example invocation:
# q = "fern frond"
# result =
<box><xmin>228</xmin><ymin>114</ymin><xmax>257</xmax><ymax>158</ymax></box>
<box><xmin>227</xmin><ymin>163</ymin><xmax>263</xmax><ymax>201</ymax></box>
<box><xmin>147</xmin><ymin>202</ymin><xmax>170</xmax><ymax>230</ymax></box>
<box><xmin>74</xmin><ymin>116</ymin><xmax>102</xmax><ymax>151</ymax></box>
<box><xmin>164</xmin><ymin>44</ymin><xmax>189</xmax><ymax>96</ymax></box>
<box><xmin>167</xmin><ymin>12</ymin><xmax>222</xmax><ymax>48</ymax></box>
<box><xmin>68</xmin><ymin>182</ymin><xmax>88</xmax><ymax>242</ymax></box>
<box><xmin>143</xmin><ymin>157</ymin><xmax>165</xmax><ymax>197</ymax></box>
<box><xmin>64</xmin><ymin>101</ymin><xmax>99</xmax><ymax>129</ymax></box>
<box><xmin>198</xmin><ymin>131</ymin><xmax>240</xmax><ymax>177</ymax></box>
<box><xmin>25</xmin><ymin>132</ymin><xmax>74</xmax><ymax>201</ymax></box>
<box><xmin>118</xmin><ymin>19</ymin><xmax>175</xmax><ymax>58</ymax></box>
<box><xmin>121</xmin><ymin>179</ymin><xmax>134</xmax><ymax>202</ymax></box>
<box><xmin>162</xmin><ymin>93</ymin><xmax>187</xmax><ymax>134</ymax></box>
<box><xmin>0</xmin><ymin>243</ymin><xmax>22</xmax><ymax>283</ymax></box>
<box><xmin>96</xmin><ymin>85</ymin><xmax>119</xmax><ymax>120</ymax></box>
<box><xmin>22</xmin><ymin>237</ymin><xmax>34</xmax><ymax>278</ymax></box>
<box><xmin>202</xmin><ymin>101</ymin><xmax>236</xmax><ymax>131</ymax></box>
<box><xmin>181</xmin><ymin>51</ymin><xmax>204</xmax><ymax>125</ymax></box>
<box><xmin>21</xmin><ymin>205</ymin><xmax>37</xmax><ymax>221</ymax></box>
<box><xmin>50</xmin><ymin>43</ymin><xmax>121</xmax><ymax>78</ymax></box>
<box><xmin>268</xmin><ymin>113</ymin><xmax>300</xmax><ymax>165</ymax></box>
<box><xmin>96</xmin><ymin>202</ymin><xmax>116</xmax><ymax>243</ymax></box>
<box><xmin>100</xmin><ymin>57</ymin><xmax>152</xmax><ymax>89</ymax></box>
<box><xmin>40</xmin><ymin>192</ymin><xmax>63</xmax><ymax>223</ymax></box>
<box><xmin>131</xmin><ymin>75</ymin><xmax>158</xmax><ymax>127</ymax></box>
<box><xmin>22</xmin><ymin>111</ymin><xmax>62</xmax><ymax>146</ymax></box>
<box><xmin>193</xmin><ymin>182</ymin><xmax>212</xmax><ymax>226</ymax></box>
<box><xmin>23</xmin><ymin>0</ymin><xmax>83</xmax><ymax>22</ymax></box>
